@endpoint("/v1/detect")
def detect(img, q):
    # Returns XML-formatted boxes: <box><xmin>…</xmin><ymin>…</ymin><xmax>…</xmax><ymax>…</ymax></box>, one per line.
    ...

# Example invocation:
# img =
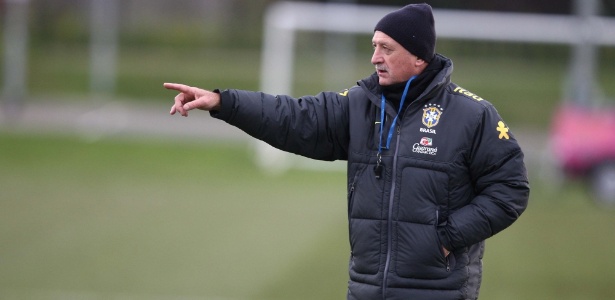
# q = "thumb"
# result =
<box><xmin>183</xmin><ymin>102</ymin><xmax>194</xmax><ymax>111</ymax></box>
<box><xmin>183</xmin><ymin>97</ymin><xmax>206</xmax><ymax>111</ymax></box>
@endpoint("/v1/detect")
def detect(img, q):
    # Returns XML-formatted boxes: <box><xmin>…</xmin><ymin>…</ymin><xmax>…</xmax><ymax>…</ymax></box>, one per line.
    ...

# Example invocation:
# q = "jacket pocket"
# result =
<box><xmin>398</xmin><ymin>167</ymin><xmax>449</xmax><ymax>224</ymax></box>
<box><xmin>395</xmin><ymin>223</ymin><xmax>451</xmax><ymax>279</ymax></box>
<box><xmin>348</xmin><ymin>165</ymin><xmax>383</xmax><ymax>275</ymax></box>
<box><xmin>349</xmin><ymin>219</ymin><xmax>381</xmax><ymax>275</ymax></box>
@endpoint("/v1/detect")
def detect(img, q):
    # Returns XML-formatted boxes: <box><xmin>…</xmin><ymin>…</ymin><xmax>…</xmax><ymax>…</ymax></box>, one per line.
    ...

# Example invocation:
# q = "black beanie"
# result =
<box><xmin>374</xmin><ymin>3</ymin><xmax>436</xmax><ymax>62</ymax></box>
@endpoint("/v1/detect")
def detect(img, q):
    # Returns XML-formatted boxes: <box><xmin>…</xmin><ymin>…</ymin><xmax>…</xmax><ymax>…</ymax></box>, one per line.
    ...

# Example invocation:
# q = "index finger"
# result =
<box><xmin>163</xmin><ymin>82</ymin><xmax>193</xmax><ymax>93</ymax></box>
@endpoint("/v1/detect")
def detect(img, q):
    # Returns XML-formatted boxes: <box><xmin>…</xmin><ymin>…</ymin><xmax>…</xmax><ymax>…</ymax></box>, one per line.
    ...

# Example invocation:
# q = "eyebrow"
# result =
<box><xmin>372</xmin><ymin>40</ymin><xmax>393</xmax><ymax>49</ymax></box>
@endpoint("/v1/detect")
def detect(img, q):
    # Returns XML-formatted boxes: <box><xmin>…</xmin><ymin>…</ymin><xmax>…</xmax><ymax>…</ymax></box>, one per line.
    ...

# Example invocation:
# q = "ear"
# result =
<box><xmin>414</xmin><ymin>58</ymin><xmax>428</xmax><ymax>74</ymax></box>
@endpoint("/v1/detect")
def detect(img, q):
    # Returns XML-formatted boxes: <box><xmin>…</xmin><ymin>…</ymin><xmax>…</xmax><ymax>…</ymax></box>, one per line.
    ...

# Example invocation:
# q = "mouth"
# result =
<box><xmin>375</xmin><ymin>65</ymin><xmax>388</xmax><ymax>76</ymax></box>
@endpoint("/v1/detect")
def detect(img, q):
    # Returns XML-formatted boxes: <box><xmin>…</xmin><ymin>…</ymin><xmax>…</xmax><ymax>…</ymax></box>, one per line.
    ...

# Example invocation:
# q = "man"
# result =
<box><xmin>164</xmin><ymin>3</ymin><xmax>529</xmax><ymax>300</ymax></box>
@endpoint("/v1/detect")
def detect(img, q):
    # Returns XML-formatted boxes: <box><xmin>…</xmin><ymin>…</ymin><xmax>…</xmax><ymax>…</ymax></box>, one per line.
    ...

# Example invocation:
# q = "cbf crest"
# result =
<box><xmin>422</xmin><ymin>104</ymin><xmax>444</xmax><ymax>128</ymax></box>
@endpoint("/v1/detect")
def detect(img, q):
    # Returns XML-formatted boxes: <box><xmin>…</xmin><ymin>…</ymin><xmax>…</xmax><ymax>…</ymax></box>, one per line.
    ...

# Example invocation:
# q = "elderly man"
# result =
<box><xmin>165</xmin><ymin>3</ymin><xmax>529</xmax><ymax>299</ymax></box>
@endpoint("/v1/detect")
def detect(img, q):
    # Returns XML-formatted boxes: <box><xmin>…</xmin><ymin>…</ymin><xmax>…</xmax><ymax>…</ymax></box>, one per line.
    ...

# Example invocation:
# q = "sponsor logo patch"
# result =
<box><xmin>453</xmin><ymin>86</ymin><xmax>484</xmax><ymax>101</ymax></box>
<box><xmin>413</xmin><ymin>137</ymin><xmax>438</xmax><ymax>156</ymax></box>
<box><xmin>420</xmin><ymin>137</ymin><xmax>432</xmax><ymax>146</ymax></box>
<box><xmin>413</xmin><ymin>143</ymin><xmax>438</xmax><ymax>156</ymax></box>
<box><xmin>497</xmin><ymin>121</ymin><xmax>510</xmax><ymax>140</ymax></box>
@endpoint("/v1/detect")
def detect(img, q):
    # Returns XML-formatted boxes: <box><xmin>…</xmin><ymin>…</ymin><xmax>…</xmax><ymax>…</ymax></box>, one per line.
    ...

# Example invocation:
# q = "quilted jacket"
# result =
<box><xmin>212</xmin><ymin>54</ymin><xmax>530</xmax><ymax>300</ymax></box>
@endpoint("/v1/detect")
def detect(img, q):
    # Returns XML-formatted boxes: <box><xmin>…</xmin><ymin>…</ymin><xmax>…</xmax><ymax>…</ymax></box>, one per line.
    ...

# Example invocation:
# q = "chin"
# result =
<box><xmin>378</xmin><ymin>78</ymin><xmax>390</xmax><ymax>86</ymax></box>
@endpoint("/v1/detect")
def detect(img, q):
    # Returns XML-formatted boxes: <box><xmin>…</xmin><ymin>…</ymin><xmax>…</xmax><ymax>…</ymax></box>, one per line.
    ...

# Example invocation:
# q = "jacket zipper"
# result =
<box><xmin>436</xmin><ymin>210</ymin><xmax>451</xmax><ymax>272</ymax></box>
<box><xmin>348</xmin><ymin>181</ymin><xmax>356</xmax><ymax>255</ymax></box>
<box><xmin>382</xmin><ymin>126</ymin><xmax>401</xmax><ymax>299</ymax></box>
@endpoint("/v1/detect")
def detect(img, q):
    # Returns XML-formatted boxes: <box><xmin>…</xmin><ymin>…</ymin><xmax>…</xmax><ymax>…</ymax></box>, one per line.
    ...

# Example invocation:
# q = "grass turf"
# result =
<box><xmin>1</xmin><ymin>132</ymin><xmax>614</xmax><ymax>299</ymax></box>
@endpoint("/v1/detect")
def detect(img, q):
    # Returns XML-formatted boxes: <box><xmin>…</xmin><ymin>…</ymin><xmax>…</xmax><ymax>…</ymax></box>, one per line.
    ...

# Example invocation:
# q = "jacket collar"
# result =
<box><xmin>359</xmin><ymin>53</ymin><xmax>452</xmax><ymax>115</ymax></box>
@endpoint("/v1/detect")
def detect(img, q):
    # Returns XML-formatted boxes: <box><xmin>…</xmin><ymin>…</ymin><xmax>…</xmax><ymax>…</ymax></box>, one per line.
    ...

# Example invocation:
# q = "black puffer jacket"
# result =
<box><xmin>212</xmin><ymin>54</ymin><xmax>529</xmax><ymax>300</ymax></box>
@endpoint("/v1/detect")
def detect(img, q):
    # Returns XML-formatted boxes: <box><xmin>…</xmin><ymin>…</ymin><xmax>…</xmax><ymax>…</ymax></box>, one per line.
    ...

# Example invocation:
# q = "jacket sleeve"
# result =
<box><xmin>211</xmin><ymin>89</ymin><xmax>350</xmax><ymax>161</ymax></box>
<box><xmin>440</xmin><ymin>105</ymin><xmax>530</xmax><ymax>251</ymax></box>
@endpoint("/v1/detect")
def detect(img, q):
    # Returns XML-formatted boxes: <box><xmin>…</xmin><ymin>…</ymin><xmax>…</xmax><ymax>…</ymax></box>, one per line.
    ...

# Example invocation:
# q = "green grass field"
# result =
<box><xmin>1</xmin><ymin>132</ymin><xmax>614</xmax><ymax>299</ymax></box>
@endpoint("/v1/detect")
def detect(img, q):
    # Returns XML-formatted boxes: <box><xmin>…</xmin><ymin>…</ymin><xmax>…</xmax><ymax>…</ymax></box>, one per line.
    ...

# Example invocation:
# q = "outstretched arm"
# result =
<box><xmin>164</xmin><ymin>82</ymin><xmax>221</xmax><ymax>116</ymax></box>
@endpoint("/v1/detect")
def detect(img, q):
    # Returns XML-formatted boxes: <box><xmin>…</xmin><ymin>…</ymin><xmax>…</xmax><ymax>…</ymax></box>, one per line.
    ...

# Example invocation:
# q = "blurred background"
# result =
<box><xmin>1</xmin><ymin>0</ymin><xmax>615</xmax><ymax>299</ymax></box>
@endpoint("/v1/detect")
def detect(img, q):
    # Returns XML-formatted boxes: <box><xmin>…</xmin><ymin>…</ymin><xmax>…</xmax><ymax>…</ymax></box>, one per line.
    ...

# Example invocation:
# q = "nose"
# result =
<box><xmin>371</xmin><ymin>48</ymin><xmax>382</xmax><ymax>65</ymax></box>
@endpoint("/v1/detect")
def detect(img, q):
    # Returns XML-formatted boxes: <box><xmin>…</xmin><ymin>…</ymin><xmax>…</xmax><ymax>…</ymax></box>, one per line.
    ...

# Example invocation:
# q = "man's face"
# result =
<box><xmin>371</xmin><ymin>31</ymin><xmax>425</xmax><ymax>86</ymax></box>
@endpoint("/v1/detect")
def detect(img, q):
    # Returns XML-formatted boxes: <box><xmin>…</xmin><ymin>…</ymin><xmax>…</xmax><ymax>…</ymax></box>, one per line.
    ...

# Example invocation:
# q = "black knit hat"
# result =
<box><xmin>374</xmin><ymin>3</ymin><xmax>436</xmax><ymax>62</ymax></box>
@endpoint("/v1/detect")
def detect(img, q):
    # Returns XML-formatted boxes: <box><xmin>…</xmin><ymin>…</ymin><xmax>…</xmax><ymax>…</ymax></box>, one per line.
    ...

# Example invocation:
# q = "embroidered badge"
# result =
<box><xmin>497</xmin><ymin>121</ymin><xmax>510</xmax><ymax>140</ymax></box>
<box><xmin>422</xmin><ymin>104</ymin><xmax>443</xmax><ymax>128</ymax></box>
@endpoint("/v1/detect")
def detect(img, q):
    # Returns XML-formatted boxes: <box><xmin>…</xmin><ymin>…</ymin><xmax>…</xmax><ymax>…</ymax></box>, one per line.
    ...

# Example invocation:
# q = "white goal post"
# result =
<box><xmin>256</xmin><ymin>0</ymin><xmax>615</xmax><ymax>172</ymax></box>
